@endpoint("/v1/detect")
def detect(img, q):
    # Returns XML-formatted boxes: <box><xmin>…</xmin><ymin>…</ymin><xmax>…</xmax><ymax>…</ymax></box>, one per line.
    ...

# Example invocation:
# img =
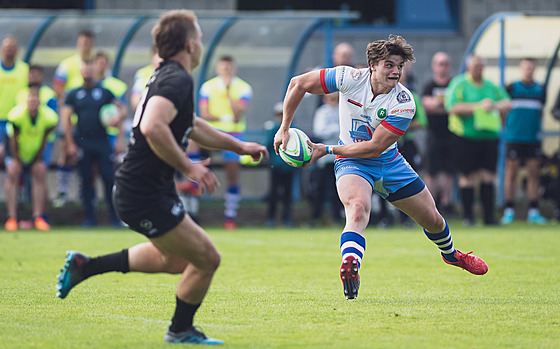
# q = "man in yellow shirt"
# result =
<box><xmin>0</xmin><ymin>36</ymin><xmax>29</xmax><ymax>161</ymax></box>
<box><xmin>5</xmin><ymin>85</ymin><xmax>57</xmax><ymax>231</ymax></box>
<box><xmin>199</xmin><ymin>55</ymin><xmax>253</xmax><ymax>230</ymax></box>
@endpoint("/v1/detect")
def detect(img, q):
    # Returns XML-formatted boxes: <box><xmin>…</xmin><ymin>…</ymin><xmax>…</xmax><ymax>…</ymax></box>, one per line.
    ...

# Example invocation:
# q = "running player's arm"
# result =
<box><xmin>274</xmin><ymin>70</ymin><xmax>325</xmax><ymax>153</ymax></box>
<box><xmin>139</xmin><ymin>96</ymin><xmax>219</xmax><ymax>194</ymax></box>
<box><xmin>190</xmin><ymin>116</ymin><xmax>268</xmax><ymax>162</ymax></box>
<box><xmin>328</xmin><ymin>126</ymin><xmax>401</xmax><ymax>159</ymax></box>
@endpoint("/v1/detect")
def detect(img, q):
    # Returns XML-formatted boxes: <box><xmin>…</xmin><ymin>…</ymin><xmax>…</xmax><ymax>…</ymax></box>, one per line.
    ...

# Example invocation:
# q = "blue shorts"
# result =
<box><xmin>222</xmin><ymin>132</ymin><xmax>244</xmax><ymax>162</ymax></box>
<box><xmin>334</xmin><ymin>151</ymin><xmax>425</xmax><ymax>202</ymax></box>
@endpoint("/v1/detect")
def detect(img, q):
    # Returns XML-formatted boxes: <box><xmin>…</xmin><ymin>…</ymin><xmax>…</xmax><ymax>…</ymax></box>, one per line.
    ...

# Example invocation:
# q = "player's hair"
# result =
<box><xmin>96</xmin><ymin>51</ymin><xmax>110</xmax><ymax>62</ymax></box>
<box><xmin>152</xmin><ymin>9</ymin><xmax>198</xmax><ymax>60</ymax></box>
<box><xmin>521</xmin><ymin>57</ymin><xmax>537</xmax><ymax>63</ymax></box>
<box><xmin>366</xmin><ymin>34</ymin><xmax>415</xmax><ymax>68</ymax></box>
<box><xmin>78</xmin><ymin>29</ymin><xmax>95</xmax><ymax>40</ymax></box>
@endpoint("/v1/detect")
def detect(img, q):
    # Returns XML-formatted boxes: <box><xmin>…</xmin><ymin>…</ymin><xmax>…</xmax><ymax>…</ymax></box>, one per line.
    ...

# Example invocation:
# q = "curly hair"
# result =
<box><xmin>366</xmin><ymin>34</ymin><xmax>415</xmax><ymax>68</ymax></box>
<box><xmin>152</xmin><ymin>9</ymin><xmax>198</xmax><ymax>60</ymax></box>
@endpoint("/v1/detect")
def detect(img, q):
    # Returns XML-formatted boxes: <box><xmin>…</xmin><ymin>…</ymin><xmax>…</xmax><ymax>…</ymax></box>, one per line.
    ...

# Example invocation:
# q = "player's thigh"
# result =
<box><xmin>150</xmin><ymin>215</ymin><xmax>220</xmax><ymax>272</ymax></box>
<box><xmin>390</xmin><ymin>187</ymin><xmax>443</xmax><ymax>230</ymax></box>
<box><xmin>337</xmin><ymin>174</ymin><xmax>372</xmax><ymax>213</ymax></box>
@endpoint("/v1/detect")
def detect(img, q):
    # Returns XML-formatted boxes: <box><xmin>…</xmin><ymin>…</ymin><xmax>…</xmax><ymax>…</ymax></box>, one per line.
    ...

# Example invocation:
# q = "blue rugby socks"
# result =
<box><xmin>340</xmin><ymin>231</ymin><xmax>366</xmax><ymax>267</ymax></box>
<box><xmin>424</xmin><ymin>220</ymin><xmax>457</xmax><ymax>262</ymax></box>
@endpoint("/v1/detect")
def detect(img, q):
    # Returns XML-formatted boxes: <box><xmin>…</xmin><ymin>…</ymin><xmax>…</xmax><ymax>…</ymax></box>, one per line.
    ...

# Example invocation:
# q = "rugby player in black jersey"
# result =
<box><xmin>56</xmin><ymin>9</ymin><xmax>268</xmax><ymax>345</ymax></box>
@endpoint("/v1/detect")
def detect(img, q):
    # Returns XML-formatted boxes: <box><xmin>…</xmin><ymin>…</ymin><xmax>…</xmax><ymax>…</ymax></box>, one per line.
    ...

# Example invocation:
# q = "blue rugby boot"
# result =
<box><xmin>164</xmin><ymin>326</ymin><xmax>223</xmax><ymax>345</ymax></box>
<box><xmin>56</xmin><ymin>251</ymin><xmax>90</xmax><ymax>299</ymax></box>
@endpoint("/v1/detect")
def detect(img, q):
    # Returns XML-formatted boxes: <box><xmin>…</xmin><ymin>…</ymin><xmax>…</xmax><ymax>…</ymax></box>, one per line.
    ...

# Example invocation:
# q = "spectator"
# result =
<box><xmin>0</xmin><ymin>36</ymin><xmax>29</xmax><ymax>161</ymax></box>
<box><xmin>333</xmin><ymin>42</ymin><xmax>355</xmax><ymax>67</ymax></box>
<box><xmin>421</xmin><ymin>52</ymin><xmax>455</xmax><ymax>216</ymax></box>
<box><xmin>199</xmin><ymin>55</ymin><xmax>253</xmax><ymax>230</ymax></box>
<box><xmin>130</xmin><ymin>46</ymin><xmax>162</xmax><ymax>111</ymax></box>
<box><xmin>265</xmin><ymin>102</ymin><xmax>297</xmax><ymax>228</ymax></box>
<box><xmin>5</xmin><ymin>85</ymin><xmax>57</xmax><ymax>231</ymax></box>
<box><xmin>62</xmin><ymin>59</ymin><xmax>125</xmax><ymax>227</ymax></box>
<box><xmin>309</xmin><ymin>92</ymin><xmax>343</xmax><ymax>226</ymax></box>
<box><xmin>52</xmin><ymin>29</ymin><xmax>96</xmax><ymax>208</ymax></box>
<box><xmin>16</xmin><ymin>64</ymin><xmax>58</xmax><ymax>165</ymax></box>
<box><xmin>446</xmin><ymin>55</ymin><xmax>511</xmax><ymax>225</ymax></box>
<box><xmin>94</xmin><ymin>51</ymin><xmax>128</xmax><ymax>157</ymax></box>
<box><xmin>501</xmin><ymin>58</ymin><xmax>547</xmax><ymax>224</ymax></box>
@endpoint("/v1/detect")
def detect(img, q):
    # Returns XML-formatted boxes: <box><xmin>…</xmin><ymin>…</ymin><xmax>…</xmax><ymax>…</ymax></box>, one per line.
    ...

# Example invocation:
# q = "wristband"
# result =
<box><xmin>326</xmin><ymin>145</ymin><xmax>334</xmax><ymax>155</ymax></box>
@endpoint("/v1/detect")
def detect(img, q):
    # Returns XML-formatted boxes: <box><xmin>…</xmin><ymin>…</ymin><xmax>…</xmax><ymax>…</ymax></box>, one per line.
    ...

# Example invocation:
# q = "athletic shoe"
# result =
<box><xmin>56</xmin><ymin>251</ymin><xmax>90</xmax><ymax>299</ymax></box>
<box><xmin>5</xmin><ymin>217</ymin><xmax>18</xmax><ymax>231</ymax></box>
<box><xmin>224</xmin><ymin>219</ymin><xmax>237</xmax><ymax>230</ymax></box>
<box><xmin>528</xmin><ymin>210</ymin><xmax>547</xmax><ymax>225</ymax></box>
<box><xmin>34</xmin><ymin>217</ymin><xmax>50</xmax><ymax>231</ymax></box>
<box><xmin>164</xmin><ymin>326</ymin><xmax>223</xmax><ymax>345</ymax></box>
<box><xmin>501</xmin><ymin>208</ymin><xmax>514</xmax><ymax>225</ymax></box>
<box><xmin>442</xmin><ymin>250</ymin><xmax>488</xmax><ymax>275</ymax></box>
<box><xmin>340</xmin><ymin>255</ymin><xmax>360</xmax><ymax>299</ymax></box>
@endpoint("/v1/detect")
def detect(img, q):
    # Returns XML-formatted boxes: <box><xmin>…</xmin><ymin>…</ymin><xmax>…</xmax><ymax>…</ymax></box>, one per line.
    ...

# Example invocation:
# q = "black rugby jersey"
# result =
<box><xmin>116</xmin><ymin>60</ymin><xmax>194</xmax><ymax>193</ymax></box>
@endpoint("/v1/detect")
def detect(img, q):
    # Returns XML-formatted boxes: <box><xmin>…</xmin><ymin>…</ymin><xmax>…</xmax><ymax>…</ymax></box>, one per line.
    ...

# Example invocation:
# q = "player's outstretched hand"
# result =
<box><xmin>273</xmin><ymin>128</ymin><xmax>290</xmax><ymax>154</ymax></box>
<box><xmin>185</xmin><ymin>158</ymin><xmax>220</xmax><ymax>195</ymax></box>
<box><xmin>241</xmin><ymin>142</ymin><xmax>269</xmax><ymax>162</ymax></box>
<box><xmin>302</xmin><ymin>139</ymin><xmax>326</xmax><ymax>168</ymax></box>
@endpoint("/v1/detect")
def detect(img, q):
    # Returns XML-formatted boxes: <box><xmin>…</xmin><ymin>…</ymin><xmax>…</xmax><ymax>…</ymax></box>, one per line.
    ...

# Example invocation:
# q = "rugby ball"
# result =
<box><xmin>279</xmin><ymin>128</ymin><xmax>312</xmax><ymax>168</ymax></box>
<box><xmin>99</xmin><ymin>103</ymin><xmax>119</xmax><ymax>128</ymax></box>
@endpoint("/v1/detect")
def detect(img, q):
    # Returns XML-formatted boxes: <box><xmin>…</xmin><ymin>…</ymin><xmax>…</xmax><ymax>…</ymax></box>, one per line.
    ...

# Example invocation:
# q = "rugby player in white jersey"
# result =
<box><xmin>274</xmin><ymin>35</ymin><xmax>488</xmax><ymax>300</ymax></box>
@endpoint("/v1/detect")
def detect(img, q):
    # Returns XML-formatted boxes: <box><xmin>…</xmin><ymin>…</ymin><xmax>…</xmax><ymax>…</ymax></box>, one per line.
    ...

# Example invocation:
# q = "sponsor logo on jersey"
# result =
<box><xmin>339</xmin><ymin>66</ymin><xmax>346</xmax><ymax>87</ymax></box>
<box><xmin>390</xmin><ymin>108</ymin><xmax>415</xmax><ymax>114</ymax></box>
<box><xmin>349</xmin><ymin>119</ymin><xmax>373</xmax><ymax>142</ymax></box>
<box><xmin>377</xmin><ymin>108</ymin><xmax>387</xmax><ymax>119</ymax></box>
<box><xmin>396</xmin><ymin>91</ymin><xmax>411</xmax><ymax>103</ymax></box>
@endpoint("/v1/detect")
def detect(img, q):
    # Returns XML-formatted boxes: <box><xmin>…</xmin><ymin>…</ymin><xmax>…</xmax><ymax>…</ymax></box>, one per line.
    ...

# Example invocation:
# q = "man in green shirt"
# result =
<box><xmin>5</xmin><ymin>85</ymin><xmax>58</xmax><ymax>231</ymax></box>
<box><xmin>445</xmin><ymin>55</ymin><xmax>511</xmax><ymax>225</ymax></box>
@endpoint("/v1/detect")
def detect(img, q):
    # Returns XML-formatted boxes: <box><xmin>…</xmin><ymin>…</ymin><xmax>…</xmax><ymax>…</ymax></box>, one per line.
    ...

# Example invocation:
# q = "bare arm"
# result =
<box><xmin>62</xmin><ymin>105</ymin><xmax>78</xmax><ymax>159</ymax></box>
<box><xmin>422</xmin><ymin>95</ymin><xmax>446</xmax><ymax>115</ymax></box>
<box><xmin>139</xmin><ymin>96</ymin><xmax>219</xmax><ymax>194</ymax></box>
<box><xmin>305</xmin><ymin>124</ymin><xmax>401</xmax><ymax>167</ymax></box>
<box><xmin>190</xmin><ymin>117</ymin><xmax>268</xmax><ymax>161</ymax></box>
<box><xmin>274</xmin><ymin>70</ymin><xmax>326</xmax><ymax>153</ymax></box>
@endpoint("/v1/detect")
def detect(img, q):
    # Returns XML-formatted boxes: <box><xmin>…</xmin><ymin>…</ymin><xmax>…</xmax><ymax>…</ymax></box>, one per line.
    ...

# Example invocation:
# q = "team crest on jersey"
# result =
<box><xmin>396</xmin><ymin>91</ymin><xmax>411</xmax><ymax>103</ymax></box>
<box><xmin>92</xmin><ymin>88</ymin><xmax>102</xmax><ymax>100</ymax></box>
<box><xmin>377</xmin><ymin>108</ymin><xmax>387</xmax><ymax>119</ymax></box>
<box><xmin>351</xmin><ymin>69</ymin><xmax>362</xmax><ymax>81</ymax></box>
<box><xmin>349</xmin><ymin>119</ymin><xmax>374</xmax><ymax>142</ymax></box>
<box><xmin>76</xmin><ymin>90</ymin><xmax>86</xmax><ymax>100</ymax></box>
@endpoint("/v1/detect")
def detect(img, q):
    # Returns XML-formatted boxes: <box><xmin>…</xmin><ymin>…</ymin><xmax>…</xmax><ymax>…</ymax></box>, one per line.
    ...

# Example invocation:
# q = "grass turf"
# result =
<box><xmin>1</xmin><ymin>221</ymin><xmax>559</xmax><ymax>348</ymax></box>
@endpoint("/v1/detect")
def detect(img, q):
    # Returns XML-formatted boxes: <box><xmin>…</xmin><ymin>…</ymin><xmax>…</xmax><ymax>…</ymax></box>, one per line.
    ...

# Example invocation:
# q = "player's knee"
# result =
<box><xmin>205</xmin><ymin>248</ymin><xmax>221</xmax><ymax>272</ymax></box>
<box><xmin>346</xmin><ymin>200</ymin><xmax>369</xmax><ymax>223</ymax></box>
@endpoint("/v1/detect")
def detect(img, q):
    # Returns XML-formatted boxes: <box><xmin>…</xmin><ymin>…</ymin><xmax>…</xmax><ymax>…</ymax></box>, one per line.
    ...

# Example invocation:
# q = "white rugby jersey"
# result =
<box><xmin>319</xmin><ymin>66</ymin><xmax>416</xmax><ymax>160</ymax></box>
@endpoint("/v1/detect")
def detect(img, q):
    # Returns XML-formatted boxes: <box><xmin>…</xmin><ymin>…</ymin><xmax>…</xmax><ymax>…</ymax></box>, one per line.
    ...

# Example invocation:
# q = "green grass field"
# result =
<box><xmin>1</xmin><ymin>222</ymin><xmax>559</xmax><ymax>348</ymax></box>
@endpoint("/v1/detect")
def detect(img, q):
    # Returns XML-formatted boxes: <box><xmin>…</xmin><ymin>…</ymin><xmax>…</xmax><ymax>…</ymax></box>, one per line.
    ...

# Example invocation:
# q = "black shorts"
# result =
<box><xmin>454</xmin><ymin>137</ymin><xmax>499</xmax><ymax>175</ymax></box>
<box><xmin>505</xmin><ymin>142</ymin><xmax>541</xmax><ymax>162</ymax></box>
<box><xmin>112</xmin><ymin>185</ymin><xmax>185</xmax><ymax>238</ymax></box>
<box><xmin>425</xmin><ymin>132</ymin><xmax>456</xmax><ymax>175</ymax></box>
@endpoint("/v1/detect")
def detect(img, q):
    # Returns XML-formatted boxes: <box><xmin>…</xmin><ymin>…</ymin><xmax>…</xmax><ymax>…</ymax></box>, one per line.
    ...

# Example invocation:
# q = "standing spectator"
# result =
<box><xmin>333</xmin><ymin>42</ymin><xmax>355</xmax><ymax>67</ymax></box>
<box><xmin>16</xmin><ymin>64</ymin><xmax>58</xmax><ymax>165</ymax></box>
<box><xmin>501</xmin><ymin>58</ymin><xmax>547</xmax><ymax>224</ymax></box>
<box><xmin>130</xmin><ymin>46</ymin><xmax>162</xmax><ymax>111</ymax></box>
<box><xmin>94</xmin><ymin>51</ymin><xmax>128</xmax><ymax>157</ymax></box>
<box><xmin>446</xmin><ymin>55</ymin><xmax>511</xmax><ymax>225</ymax></box>
<box><xmin>265</xmin><ymin>102</ymin><xmax>297</xmax><ymax>228</ymax></box>
<box><xmin>310</xmin><ymin>92</ymin><xmax>343</xmax><ymax>226</ymax></box>
<box><xmin>62</xmin><ymin>60</ymin><xmax>125</xmax><ymax>227</ymax></box>
<box><xmin>199</xmin><ymin>55</ymin><xmax>253</xmax><ymax>230</ymax></box>
<box><xmin>52</xmin><ymin>29</ymin><xmax>96</xmax><ymax>208</ymax></box>
<box><xmin>5</xmin><ymin>85</ymin><xmax>57</xmax><ymax>231</ymax></box>
<box><xmin>0</xmin><ymin>36</ymin><xmax>29</xmax><ymax>161</ymax></box>
<box><xmin>422</xmin><ymin>52</ymin><xmax>455</xmax><ymax>215</ymax></box>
